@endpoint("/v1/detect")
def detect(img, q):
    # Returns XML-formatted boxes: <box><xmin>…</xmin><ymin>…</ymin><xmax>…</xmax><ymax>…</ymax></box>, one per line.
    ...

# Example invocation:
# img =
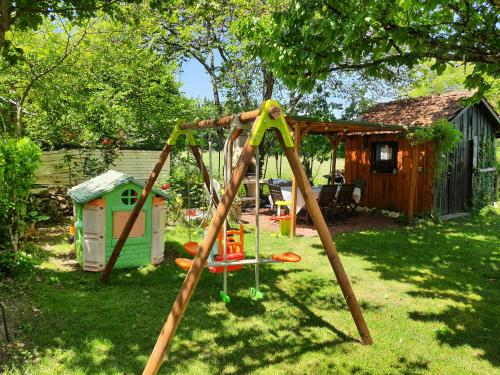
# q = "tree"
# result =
<box><xmin>239</xmin><ymin>0</ymin><xmax>500</xmax><ymax>101</ymax></box>
<box><xmin>404</xmin><ymin>61</ymin><xmax>500</xmax><ymax>110</ymax></box>
<box><xmin>20</xmin><ymin>15</ymin><xmax>191</xmax><ymax>152</ymax></box>
<box><xmin>0</xmin><ymin>18</ymin><xmax>90</xmax><ymax>137</ymax></box>
<box><xmin>0</xmin><ymin>0</ymin><xmax>140</xmax><ymax>54</ymax></box>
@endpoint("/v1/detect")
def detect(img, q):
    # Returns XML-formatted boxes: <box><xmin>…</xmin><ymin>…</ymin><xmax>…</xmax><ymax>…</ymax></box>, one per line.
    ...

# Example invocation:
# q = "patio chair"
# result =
<box><xmin>349</xmin><ymin>179</ymin><xmax>367</xmax><ymax>214</ymax></box>
<box><xmin>296</xmin><ymin>184</ymin><xmax>337</xmax><ymax>224</ymax></box>
<box><xmin>268</xmin><ymin>184</ymin><xmax>290</xmax><ymax>216</ymax></box>
<box><xmin>317</xmin><ymin>184</ymin><xmax>338</xmax><ymax>222</ymax></box>
<box><xmin>332</xmin><ymin>184</ymin><xmax>355</xmax><ymax>220</ymax></box>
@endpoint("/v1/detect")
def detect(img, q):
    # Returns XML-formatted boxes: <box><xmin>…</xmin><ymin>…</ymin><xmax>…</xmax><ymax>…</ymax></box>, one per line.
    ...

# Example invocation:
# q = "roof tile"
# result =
<box><xmin>361</xmin><ymin>90</ymin><xmax>474</xmax><ymax>126</ymax></box>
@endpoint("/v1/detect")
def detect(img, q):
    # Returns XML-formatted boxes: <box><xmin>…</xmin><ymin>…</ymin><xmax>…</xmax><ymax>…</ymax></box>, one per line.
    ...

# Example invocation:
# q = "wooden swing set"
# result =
<box><xmin>100</xmin><ymin>100</ymin><xmax>374</xmax><ymax>375</ymax></box>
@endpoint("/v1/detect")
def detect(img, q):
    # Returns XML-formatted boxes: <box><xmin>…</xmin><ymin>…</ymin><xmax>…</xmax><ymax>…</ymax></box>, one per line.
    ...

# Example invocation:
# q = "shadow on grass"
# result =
<box><xmin>330</xmin><ymin>211</ymin><xmax>500</xmax><ymax>367</ymax></box>
<box><xmin>5</xmin><ymin>230</ymin><xmax>383</xmax><ymax>375</ymax></box>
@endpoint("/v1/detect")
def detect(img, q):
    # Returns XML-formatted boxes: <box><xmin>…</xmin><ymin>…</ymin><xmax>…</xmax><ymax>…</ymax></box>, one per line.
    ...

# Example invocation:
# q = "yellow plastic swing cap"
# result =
<box><xmin>249</xmin><ymin>100</ymin><xmax>294</xmax><ymax>148</ymax></box>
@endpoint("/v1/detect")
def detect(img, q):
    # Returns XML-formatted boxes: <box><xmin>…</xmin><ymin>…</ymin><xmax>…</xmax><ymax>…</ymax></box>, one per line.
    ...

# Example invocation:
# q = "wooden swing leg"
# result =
<box><xmin>142</xmin><ymin>140</ymin><xmax>256</xmax><ymax>375</ymax></box>
<box><xmin>281</xmin><ymin>139</ymin><xmax>373</xmax><ymax>345</ymax></box>
<box><xmin>101</xmin><ymin>143</ymin><xmax>172</xmax><ymax>283</ymax></box>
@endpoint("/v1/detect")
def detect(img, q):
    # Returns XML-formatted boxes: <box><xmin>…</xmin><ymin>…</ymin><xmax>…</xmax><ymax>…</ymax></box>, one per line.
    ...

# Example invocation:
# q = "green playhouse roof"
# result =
<box><xmin>68</xmin><ymin>170</ymin><xmax>168</xmax><ymax>204</ymax></box>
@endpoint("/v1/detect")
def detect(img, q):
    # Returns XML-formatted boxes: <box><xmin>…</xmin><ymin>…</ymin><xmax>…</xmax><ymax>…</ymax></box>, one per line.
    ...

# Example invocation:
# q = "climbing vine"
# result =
<box><xmin>472</xmin><ymin>137</ymin><xmax>496</xmax><ymax>211</ymax></box>
<box><xmin>408</xmin><ymin>119</ymin><xmax>462</xmax><ymax>180</ymax></box>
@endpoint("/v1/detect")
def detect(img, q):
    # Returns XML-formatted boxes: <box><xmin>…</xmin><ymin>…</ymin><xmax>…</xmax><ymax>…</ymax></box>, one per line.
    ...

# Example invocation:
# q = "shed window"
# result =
<box><xmin>121</xmin><ymin>189</ymin><xmax>138</xmax><ymax>205</ymax></box>
<box><xmin>371</xmin><ymin>142</ymin><xmax>398</xmax><ymax>173</ymax></box>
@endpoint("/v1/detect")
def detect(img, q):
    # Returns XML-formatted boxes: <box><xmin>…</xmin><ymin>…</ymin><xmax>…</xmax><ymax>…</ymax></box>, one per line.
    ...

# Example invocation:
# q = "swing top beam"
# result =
<box><xmin>179</xmin><ymin>106</ymin><xmax>413</xmax><ymax>134</ymax></box>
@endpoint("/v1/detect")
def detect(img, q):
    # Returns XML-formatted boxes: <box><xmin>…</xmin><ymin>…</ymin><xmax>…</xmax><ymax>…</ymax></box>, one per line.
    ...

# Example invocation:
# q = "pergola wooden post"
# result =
<box><xmin>142</xmin><ymin>102</ymin><xmax>372</xmax><ymax>374</ymax></box>
<box><xmin>327</xmin><ymin>133</ymin><xmax>344</xmax><ymax>185</ymax></box>
<box><xmin>290</xmin><ymin>130</ymin><xmax>345</xmax><ymax>238</ymax></box>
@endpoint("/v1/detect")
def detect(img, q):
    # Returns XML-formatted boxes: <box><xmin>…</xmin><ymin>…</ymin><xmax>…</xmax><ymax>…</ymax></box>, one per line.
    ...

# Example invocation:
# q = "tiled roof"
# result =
<box><xmin>361</xmin><ymin>90</ymin><xmax>474</xmax><ymax>126</ymax></box>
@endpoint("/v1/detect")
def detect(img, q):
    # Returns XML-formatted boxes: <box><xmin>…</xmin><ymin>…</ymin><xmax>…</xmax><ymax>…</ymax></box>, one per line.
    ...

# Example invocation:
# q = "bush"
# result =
<box><xmin>159</xmin><ymin>152</ymin><xmax>211</xmax><ymax>225</ymax></box>
<box><xmin>0</xmin><ymin>137</ymin><xmax>41</xmax><ymax>273</ymax></box>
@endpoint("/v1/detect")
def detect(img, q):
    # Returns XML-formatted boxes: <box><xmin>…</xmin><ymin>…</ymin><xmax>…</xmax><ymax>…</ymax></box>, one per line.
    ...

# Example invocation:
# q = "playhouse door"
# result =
<box><xmin>151</xmin><ymin>198</ymin><xmax>166</xmax><ymax>264</ymax></box>
<box><xmin>82</xmin><ymin>205</ymin><xmax>106</xmax><ymax>271</ymax></box>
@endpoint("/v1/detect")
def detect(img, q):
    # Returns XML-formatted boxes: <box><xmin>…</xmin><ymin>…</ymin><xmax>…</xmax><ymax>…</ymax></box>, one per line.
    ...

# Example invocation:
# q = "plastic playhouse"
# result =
<box><xmin>68</xmin><ymin>170</ymin><xmax>168</xmax><ymax>271</ymax></box>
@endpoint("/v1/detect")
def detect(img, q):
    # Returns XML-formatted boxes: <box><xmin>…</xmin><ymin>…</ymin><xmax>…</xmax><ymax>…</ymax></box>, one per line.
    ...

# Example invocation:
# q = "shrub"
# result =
<box><xmin>0</xmin><ymin>137</ymin><xmax>41</xmax><ymax>273</ymax></box>
<box><xmin>159</xmin><ymin>152</ymin><xmax>211</xmax><ymax>225</ymax></box>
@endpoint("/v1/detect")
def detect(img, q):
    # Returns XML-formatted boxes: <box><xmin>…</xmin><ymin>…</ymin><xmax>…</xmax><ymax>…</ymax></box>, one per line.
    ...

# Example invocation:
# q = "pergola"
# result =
<box><xmin>282</xmin><ymin>116</ymin><xmax>412</xmax><ymax>236</ymax></box>
<box><xmin>180</xmin><ymin>111</ymin><xmax>413</xmax><ymax>234</ymax></box>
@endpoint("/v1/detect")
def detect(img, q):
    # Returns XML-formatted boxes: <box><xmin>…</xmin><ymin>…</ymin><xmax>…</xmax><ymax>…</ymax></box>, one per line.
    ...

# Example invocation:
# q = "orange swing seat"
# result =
<box><xmin>272</xmin><ymin>252</ymin><xmax>301</xmax><ymax>262</ymax></box>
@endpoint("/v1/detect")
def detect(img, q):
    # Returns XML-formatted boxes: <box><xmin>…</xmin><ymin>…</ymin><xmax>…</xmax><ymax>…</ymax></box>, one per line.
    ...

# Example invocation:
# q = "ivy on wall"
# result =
<box><xmin>472</xmin><ymin>137</ymin><xmax>497</xmax><ymax>211</ymax></box>
<box><xmin>408</xmin><ymin>119</ymin><xmax>463</xmax><ymax>180</ymax></box>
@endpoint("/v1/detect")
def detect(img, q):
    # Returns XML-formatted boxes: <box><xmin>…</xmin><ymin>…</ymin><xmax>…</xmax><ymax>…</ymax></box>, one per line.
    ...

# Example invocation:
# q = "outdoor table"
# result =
<box><xmin>268</xmin><ymin>186</ymin><xmax>321</xmax><ymax>214</ymax></box>
<box><xmin>269</xmin><ymin>185</ymin><xmax>361</xmax><ymax>214</ymax></box>
<box><xmin>336</xmin><ymin>186</ymin><xmax>362</xmax><ymax>204</ymax></box>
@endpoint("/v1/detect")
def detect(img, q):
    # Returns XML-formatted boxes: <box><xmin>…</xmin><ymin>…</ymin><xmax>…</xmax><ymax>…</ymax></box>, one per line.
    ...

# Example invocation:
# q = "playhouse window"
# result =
<box><xmin>121</xmin><ymin>189</ymin><xmax>138</xmax><ymax>205</ymax></box>
<box><xmin>371</xmin><ymin>142</ymin><xmax>398</xmax><ymax>173</ymax></box>
<box><xmin>113</xmin><ymin>210</ymin><xmax>145</xmax><ymax>238</ymax></box>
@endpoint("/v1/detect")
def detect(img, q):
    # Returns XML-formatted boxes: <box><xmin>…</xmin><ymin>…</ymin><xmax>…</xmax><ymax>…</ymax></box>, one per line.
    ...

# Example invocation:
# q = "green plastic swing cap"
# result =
<box><xmin>167</xmin><ymin>120</ymin><xmax>196</xmax><ymax>146</ymax></box>
<box><xmin>249</xmin><ymin>100</ymin><xmax>294</xmax><ymax>148</ymax></box>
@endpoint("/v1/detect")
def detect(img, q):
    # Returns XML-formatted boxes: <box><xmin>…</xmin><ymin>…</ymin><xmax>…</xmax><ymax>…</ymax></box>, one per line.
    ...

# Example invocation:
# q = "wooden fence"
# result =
<box><xmin>36</xmin><ymin>149</ymin><xmax>170</xmax><ymax>187</ymax></box>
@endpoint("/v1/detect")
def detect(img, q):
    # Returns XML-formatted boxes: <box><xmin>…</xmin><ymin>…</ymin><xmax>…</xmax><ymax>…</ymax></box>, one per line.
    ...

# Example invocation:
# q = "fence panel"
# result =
<box><xmin>36</xmin><ymin>149</ymin><xmax>170</xmax><ymax>187</ymax></box>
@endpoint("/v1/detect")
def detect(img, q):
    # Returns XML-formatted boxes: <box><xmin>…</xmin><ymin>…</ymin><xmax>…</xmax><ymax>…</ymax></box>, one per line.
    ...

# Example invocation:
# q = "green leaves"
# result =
<box><xmin>0</xmin><ymin>15</ymin><xmax>190</xmax><ymax>151</ymax></box>
<box><xmin>0</xmin><ymin>136</ymin><xmax>41</xmax><ymax>253</ymax></box>
<box><xmin>239</xmin><ymin>0</ymin><xmax>499</xmax><ymax>97</ymax></box>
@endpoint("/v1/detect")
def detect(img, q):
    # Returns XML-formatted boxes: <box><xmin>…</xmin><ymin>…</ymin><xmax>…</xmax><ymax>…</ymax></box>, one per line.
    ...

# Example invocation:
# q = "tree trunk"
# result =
<box><xmin>208</xmin><ymin>51</ymin><xmax>223</xmax><ymax>116</ymax></box>
<box><xmin>262</xmin><ymin>67</ymin><xmax>275</xmax><ymax>101</ymax></box>
<box><xmin>0</xmin><ymin>0</ymin><xmax>10</xmax><ymax>49</ymax></box>
<box><xmin>15</xmin><ymin>102</ymin><xmax>22</xmax><ymax>138</ymax></box>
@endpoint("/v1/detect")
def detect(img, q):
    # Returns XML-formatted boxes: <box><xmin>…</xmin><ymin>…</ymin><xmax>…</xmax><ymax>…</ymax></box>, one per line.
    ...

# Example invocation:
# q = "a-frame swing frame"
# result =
<box><xmin>100</xmin><ymin>100</ymin><xmax>373</xmax><ymax>375</ymax></box>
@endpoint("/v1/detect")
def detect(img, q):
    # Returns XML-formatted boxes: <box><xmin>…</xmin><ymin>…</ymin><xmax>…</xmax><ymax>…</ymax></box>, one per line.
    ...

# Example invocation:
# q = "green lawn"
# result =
<box><xmin>1</xmin><ymin>209</ymin><xmax>499</xmax><ymax>374</ymax></box>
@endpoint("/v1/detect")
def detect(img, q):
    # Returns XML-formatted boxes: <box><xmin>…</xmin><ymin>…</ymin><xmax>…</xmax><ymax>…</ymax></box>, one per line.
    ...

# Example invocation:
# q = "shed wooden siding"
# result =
<box><xmin>435</xmin><ymin>104</ymin><xmax>498</xmax><ymax>215</ymax></box>
<box><xmin>36</xmin><ymin>150</ymin><xmax>170</xmax><ymax>187</ymax></box>
<box><xmin>344</xmin><ymin>134</ymin><xmax>434</xmax><ymax>214</ymax></box>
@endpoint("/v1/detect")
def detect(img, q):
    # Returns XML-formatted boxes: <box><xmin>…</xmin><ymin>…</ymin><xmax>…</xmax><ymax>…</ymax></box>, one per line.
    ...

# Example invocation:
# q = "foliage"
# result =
<box><xmin>0</xmin><ymin>248</ymin><xmax>35</xmax><ymax>275</ymax></box>
<box><xmin>0</xmin><ymin>13</ymin><xmax>198</xmax><ymax>168</ymax></box>
<box><xmin>0</xmin><ymin>0</ymin><xmax>140</xmax><ymax>58</ymax></box>
<box><xmin>472</xmin><ymin>137</ymin><xmax>497</xmax><ymax>211</ymax></box>
<box><xmin>0</xmin><ymin>18</ymin><xmax>90</xmax><ymax>137</ymax></box>
<box><xmin>408</xmin><ymin>119</ymin><xmax>462</xmax><ymax>181</ymax></box>
<box><xmin>299</xmin><ymin>134</ymin><xmax>332</xmax><ymax>180</ymax></box>
<box><xmin>165</xmin><ymin>152</ymin><xmax>208</xmax><ymax>210</ymax></box>
<box><xmin>19</xmin><ymin>17</ymin><xmax>190</xmax><ymax>151</ymax></box>
<box><xmin>404</xmin><ymin>61</ymin><xmax>500</xmax><ymax>111</ymax></box>
<box><xmin>0</xmin><ymin>136</ymin><xmax>40</xmax><ymax>273</ymax></box>
<box><xmin>239</xmin><ymin>0</ymin><xmax>499</xmax><ymax>100</ymax></box>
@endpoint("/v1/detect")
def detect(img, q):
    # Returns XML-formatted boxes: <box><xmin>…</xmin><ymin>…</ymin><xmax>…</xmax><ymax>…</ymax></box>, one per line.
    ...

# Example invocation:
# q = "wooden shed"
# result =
<box><xmin>68</xmin><ymin>170</ymin><xmax>167</xmax><ymax>271</ymax></box>
<box><xmin>345</xmin><ymin>91</ymin><xmax>499</xmax><ymax>217</ymax></box>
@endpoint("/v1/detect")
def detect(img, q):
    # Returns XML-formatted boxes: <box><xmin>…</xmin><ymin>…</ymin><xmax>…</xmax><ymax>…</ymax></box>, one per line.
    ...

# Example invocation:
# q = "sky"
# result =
<box><xmin>178</xmin><ymin>59</ymin><xmax>214</xmax><ymax>100</ymax></box>
<box><xmin>177</xmin><ymin>57</ymin><xmax>398</xmax><ymax>117</ymax></box>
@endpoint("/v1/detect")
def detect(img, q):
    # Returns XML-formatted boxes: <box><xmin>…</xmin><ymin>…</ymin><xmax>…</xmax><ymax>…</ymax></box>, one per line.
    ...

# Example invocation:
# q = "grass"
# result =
<box><xmin>201</xmin><ymin>151</ymin><xmax>345</xmax><ymax>185</ymax></box>
<box><xmin>1</xmin><ymin>209</ymin><xmax>499</xmax><ymax>374</ymax></box>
